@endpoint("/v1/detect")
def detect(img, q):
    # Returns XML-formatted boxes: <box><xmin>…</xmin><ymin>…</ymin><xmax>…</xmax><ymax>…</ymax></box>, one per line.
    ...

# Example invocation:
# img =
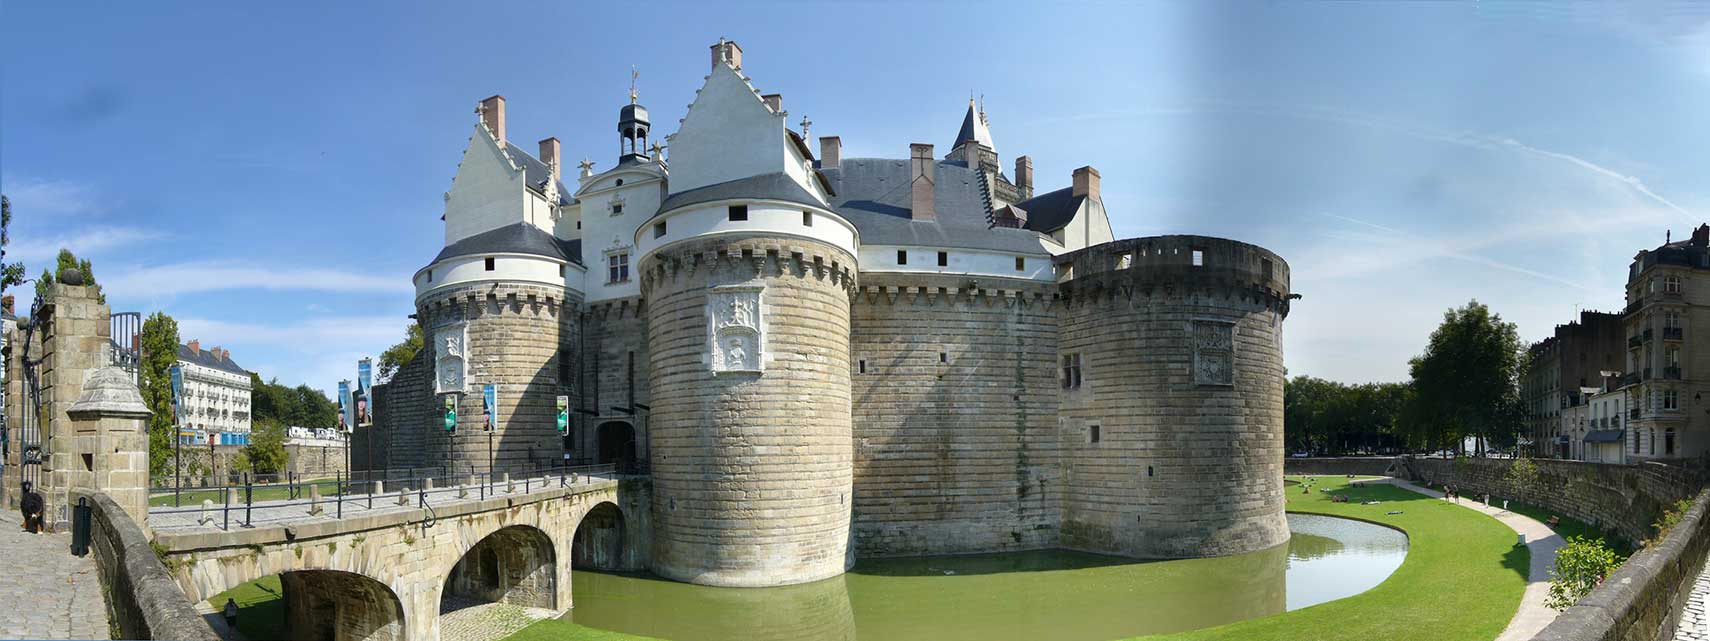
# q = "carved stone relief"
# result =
<box><xmin>1193</xmin><ymin>320</ymin><xmax>1235</xmax><ymax>386</ymax></box>
<box><xmin>709</xmin><ymin>285</ymin><xmax>764</xmax><ymax>373</ymax></box>
<box><xmin>436</xmin><ymin>324</ymin><xmax>469</xmax><ymax>393</ymax></box>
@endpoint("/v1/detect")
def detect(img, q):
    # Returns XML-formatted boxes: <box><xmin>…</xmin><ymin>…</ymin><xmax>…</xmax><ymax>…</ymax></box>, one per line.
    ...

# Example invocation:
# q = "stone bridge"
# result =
<box><xmin>149</xmin><ymin>474</ymin><xmax>651</xmax><ymax>641</ymax></box>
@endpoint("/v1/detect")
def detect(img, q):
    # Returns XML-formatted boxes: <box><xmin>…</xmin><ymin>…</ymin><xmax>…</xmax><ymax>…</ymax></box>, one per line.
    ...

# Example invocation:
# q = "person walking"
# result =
<box><xmin>222</xmin><ymin>598</ymin><xmax>239</xmax><ymax>630</ymax></box>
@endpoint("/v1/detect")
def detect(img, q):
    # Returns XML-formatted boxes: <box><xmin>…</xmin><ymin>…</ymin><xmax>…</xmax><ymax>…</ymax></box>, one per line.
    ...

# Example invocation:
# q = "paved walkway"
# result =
<box><xmin>0</xmin><ymin>511</ymin><xmax>112</xmax><ymax>640</ymax></box>
<box><xmin>1379</xmin><ymin>478</ymin><xmax>1564</xmax><ymax>641</ymax></box>
<box><xmin>1672</xmin><ymin>556</ymin><xmax>1710</xmax><ymax>640</ymax></box>
<box><xmin>438</xmin><ymin>596</ymin><xmax>554</xmax><ymax>641</ymax></box>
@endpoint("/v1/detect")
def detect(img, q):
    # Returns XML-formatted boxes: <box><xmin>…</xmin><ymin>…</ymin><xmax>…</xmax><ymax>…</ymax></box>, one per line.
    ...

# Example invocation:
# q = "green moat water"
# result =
<box><xmin>561</xmin><ymin>514</ymin><xmax>1407</xmax><ymax>641</ymax></box>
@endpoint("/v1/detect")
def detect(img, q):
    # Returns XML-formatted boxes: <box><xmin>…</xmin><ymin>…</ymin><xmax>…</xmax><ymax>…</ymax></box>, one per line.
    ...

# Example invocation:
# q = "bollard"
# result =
<box><xmin>505</xmin><ymin>472</ymin><xmax>515</xmax><ymax>494</ymax></box>
<box><xmin>200</xmin><ymin>499</ymin><xmax>216</xmax><ymax>526</ymax></box>
<box><xmin>307</xmin><ymin>484</ymin><xmax>323</xmax><ymax>516</ymax></box>
<box><xmin>424</xmin><ymin>478</ymin><xmax>435</xmax><ymax>491</ymax></box>
<box><xmin>458</xmin><ymin>484</ymin><xmax>469</xmax><ymax>499</ymax></box>
<box><xmin>396</xmin><ymin>488</ymin><xmax>410</xmax><ymax>506</ymax></box>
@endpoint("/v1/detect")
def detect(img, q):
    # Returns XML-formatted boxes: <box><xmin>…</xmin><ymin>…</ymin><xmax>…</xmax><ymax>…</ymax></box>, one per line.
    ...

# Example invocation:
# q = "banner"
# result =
<box><xmin>169</xmin><ymin>365</ymin><xmax>184</xmax><ymax>426</ymax></box>
<box><xmin>555</xmin><ymin>395</ymin><xmax>570</xmax><ymax>436</ymax></box>
<box><xmin>483</xmin><ymin>383</ymin><xmax>498</xmax><ymax>432</ymax></box>
<box><xmin>356</xmin><ymin>358</ymin><xmax>373</xmax><ymax>427</ymax></box>
<box><xmin>443</xmin><ymin>395</ymin><xmax>457</xmax><ymax>432</ymax></box>
<box><xmin>338</xmin><ymin>380</ymin><xmax>353</xmax><ymax>433</ymax></box>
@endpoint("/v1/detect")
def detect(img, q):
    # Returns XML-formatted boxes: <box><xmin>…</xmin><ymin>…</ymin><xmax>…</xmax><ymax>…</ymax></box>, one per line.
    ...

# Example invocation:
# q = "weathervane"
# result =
<box><xmin>800</xmin><ymin>115</ymin><xmax>812</xmax><ymax>141</ymax></box>
<box><xmin>630</xmin><ymin>66</ymin><xmax>639</xmax><ymax>105</ymax></box>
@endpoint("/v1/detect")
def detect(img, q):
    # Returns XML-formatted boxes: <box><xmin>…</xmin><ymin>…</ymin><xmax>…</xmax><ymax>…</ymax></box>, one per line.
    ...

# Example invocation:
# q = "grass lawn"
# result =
<box><xmin>208</xmin><ymin>575</ymin><xmax>288</xmax><ymax>641</ymax></box>
<box><xmin>149</xmin><ymin>479</ymin><xmax>346</xmax><ymax>507</ymax></box>
<box><xmin>1131</xmin><ymin>476</ymin><xmax>1527</xmax><ymax>641</ymax></box>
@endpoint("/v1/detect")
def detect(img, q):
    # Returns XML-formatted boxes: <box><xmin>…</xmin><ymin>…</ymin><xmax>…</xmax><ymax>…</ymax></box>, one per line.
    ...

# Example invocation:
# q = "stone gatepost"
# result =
<box><xmin>11</xmin><ymin>281</ymin><xmax>114</xmax><ymax>529</ymax></box>
<box><xmin>66</xmin><ymin>366</ymin><xmax>153</xmax><ymax>527</ymax></box>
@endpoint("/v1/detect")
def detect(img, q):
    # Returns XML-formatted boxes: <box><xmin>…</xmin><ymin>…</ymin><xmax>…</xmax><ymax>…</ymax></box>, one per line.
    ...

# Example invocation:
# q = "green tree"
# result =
<box><xmin>0</xmin><ymin>195</ymin><xmax>24</xmax><ymax>293</ymax></box>
<box><xmin>235</xmin><ymin>419</ymin><xmax>290</xmax><ymax>474</ymax></box>
<box><xmin>34</xmin><ymin>268</ymin><xmax>52</xmax><ymax>301</ymax></box>
<box><xmin>139</xmin><ymin>312</ymin><xmax>181</xmax><ymax>477</ymax></box>
<box><xmin>52</xmin><ymin>248</ymin><xmax>104</xmax><ymax>304</ymax></box>
<box><xmin>1546</xmin><ymin>536</ymin><xmax>1622</xmax><ymax>610</ymax></box>
<box><xmin>1503</xmin><ymin>457</ymin><xmax>1541</xmax><ymax>497</ymax></box>
<box><xmin>1406</xmin><ymin>300</ymin><xmax>1525</xmax><ymax>456</ymax></box>
<box><xmin>378</xmin><ymin>323</ymin><xmax>424</xmax><ymax>381</ymax></box>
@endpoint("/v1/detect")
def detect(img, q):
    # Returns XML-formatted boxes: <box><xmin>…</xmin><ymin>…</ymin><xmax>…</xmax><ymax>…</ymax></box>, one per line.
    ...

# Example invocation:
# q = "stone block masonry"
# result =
<box><xmin>642</xmin><ymin>235</ymin><xmax>857</xmax><ymax>587</ymax></box>
<box><xmin>850</xmin><ymin>273</ymin><xmax>1063</xmax><ymax>556</ymax></box>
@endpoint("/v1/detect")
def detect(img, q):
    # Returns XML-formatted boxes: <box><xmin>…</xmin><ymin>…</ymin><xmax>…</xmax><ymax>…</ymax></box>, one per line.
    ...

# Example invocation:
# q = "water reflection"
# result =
<box><xmin>564</xmin><ymin>514</ymin><xmax>1406</xmax><ymax>641</ymax></box>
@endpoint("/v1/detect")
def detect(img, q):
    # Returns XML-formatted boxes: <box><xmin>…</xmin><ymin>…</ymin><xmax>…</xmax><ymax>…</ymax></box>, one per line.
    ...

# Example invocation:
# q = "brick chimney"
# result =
<box><xmin>762</xmin><ymin>93</ymin><xmax>782</xmax><ymax>113</ymax></box>
<box><xmin>1072</xmin><ymin>166</ymin><xmax>1101</xmax><ymax>201</ymax></box>
<box><xmin>1693</xmin><ymin>224</ymin><xmax>1709</xmax><ymax>248</ymax></box>
<box><xmin>220</xmin><ymin>348</ymin><xmax>230</xmax><ymax>361</ymax></box>
<box><xmin>820</xmin><ymin>136</ymin><xmax>841</xmax><ymax>169</ymax></box>
<box><xmin>211</xmin><ymin>346</ymin><xmax>222</xmax><ymax>361</ymax></box>
<box><xmin>479</xmin><ymin>95</ymin><xmax>506</xmax><ymax>147</ymax></box>
<box><xmin>1015</xmin><ymin>156</ymin><xmax>1034</xmax><ymax>199</ymax></box>
<box><xmin>539</xmin><ymin>137</ymin><xmax>561</xmax><ymax>184</ymax></box>
<box><xmin>910</xmin><ymin>143</ymin><xmax>936</xmax><ymax>221</ymax></box>
<box><xmin>188</xmin><ymin>339</ymin><xmax>200</xmax><ymax>355</ymax></box>
<box><xmin>710</xmin><ymin>38</ymin><xmax>743</xmax><ymax>71</ymax></box>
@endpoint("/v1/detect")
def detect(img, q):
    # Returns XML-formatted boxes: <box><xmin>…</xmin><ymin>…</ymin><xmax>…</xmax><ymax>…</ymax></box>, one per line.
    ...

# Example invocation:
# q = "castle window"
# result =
<box><xmin>803</xmin><ymin>211</ymin><xmax>813</xmax><ymax>227</ymax></box>
<box><xmin>484</xmin><ymin>257</ymin><xmax>496</xmax><ymax>271</ymax></box>
<box><xmin>426</xmin><ymin>269</ymin><xmax>433</xmax><ymax>283</ymax></box>
<box><xmin>728</xmin><ymin>205</ymin><xmax>749</xmax><ymax>221</ymax></box>
<box><xmin>1061</xmin><ymin>353</ymin><xmax>1083</xmax><ymax>390</ymax></box>
<box><xmin>897</xmin><ymin>250</ymin><xmax>908</xmax><ymax>265</ymax></box>
<box><xmin>858</xmin><ymin>359</ymin><xmax>867</xmax><ymax>374</ymax></box>
<box><xmin>939</xmin><ymin>351</ymin><xmax>948</xmax><ymax>364</ymax></box>
<box><xmin>1262</xmin><ymin>258</ymin><xmax>1274</xmax><ymax>280</ymax></box>
<box><xmin>1016</xmin><ymin>257</ymin><xmax>1025</xmax><ymax>271</ymax></box>
<box><xmin>559</xmin><ymin>264</ymin><xmax>565</xmax><ymax>277</ymax></box>
<box><xmin>612</xmin><ymin>203</ymin><xmax>624</xmax><ymax>215</ymax></box>
<box><xmin>654</xmin><ymin>221</ymin><xmax>667</xmax><ymax>238</ymax></box>
<box><xmin>1089</xmin><ymin>425</ymin><xmax>1101</xmax><ymax>444</ymax></box>
<box><xmin>1191</xmin><ymin>249</ymin><xmax>1205</xmax><ymax>267</ymax></box>
<box><xmin>608</xmin><ymin>253</ymin><xmax>629</xmax><ymax>284</ymax></box>
<box><xmin>615</xmin><ymin>178</ymin><xmax>624</xmax><ymax>186</ymax></box>
<box><xmin>937</xmin><ymin>251</ymin><xmax>948</xmax><ymax>267</ymax></box>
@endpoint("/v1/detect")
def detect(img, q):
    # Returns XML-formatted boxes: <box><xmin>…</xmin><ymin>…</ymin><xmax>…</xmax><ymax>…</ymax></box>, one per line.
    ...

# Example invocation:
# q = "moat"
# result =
<box><xmin>560</xmin><ymin>514</ymin><xmax>1407</xmax><ymax>641</ymax></box>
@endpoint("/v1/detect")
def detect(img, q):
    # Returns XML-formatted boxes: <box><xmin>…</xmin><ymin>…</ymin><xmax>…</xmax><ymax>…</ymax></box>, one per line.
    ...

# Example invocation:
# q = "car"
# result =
<box><xmin>1290</xmin><ymin>451</ymin><xmax>1311</xmax><ymax>458</ymax></box>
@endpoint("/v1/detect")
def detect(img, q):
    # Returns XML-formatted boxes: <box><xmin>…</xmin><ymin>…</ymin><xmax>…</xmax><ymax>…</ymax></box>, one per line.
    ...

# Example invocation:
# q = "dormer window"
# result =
<box><xmin>484</xmin><ymin>257</ymin><xmax>495</xmax><ymax>271</ymax></box>
<box><xmin>608</xmin><ymin>194</ymin><xmax>626</xmax><ymax>216</ymax></box>
<box><xmin>612</xmin><ymin>203</ymin><xmax>623</xmax><ymax>215</ymax></box>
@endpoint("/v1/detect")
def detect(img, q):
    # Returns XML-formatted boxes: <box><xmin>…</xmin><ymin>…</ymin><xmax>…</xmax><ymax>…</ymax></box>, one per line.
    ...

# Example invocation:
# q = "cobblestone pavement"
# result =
<box><xmin>1673</xmin><ymin>556</ymin><xmax>1710</xmax><ymax>640</ymax></box>
<box><xmin>148</xmin><ymin>470</ymin><xmax>613</xmax><ymax>532</ymax></box>
<box><xmin>1379</xmin><ymin>478</ymin><xmax>1564</xmax><ymax>641</ymax></box>
<box><xmin>0</xmin><ymin>511</ymin><xmax>113</xmax><ymax>640</ymax></box>
<box><xmin>438</xmin><ymin>596</ymin><xmax>554</xmax><ymax>641</ymax></box>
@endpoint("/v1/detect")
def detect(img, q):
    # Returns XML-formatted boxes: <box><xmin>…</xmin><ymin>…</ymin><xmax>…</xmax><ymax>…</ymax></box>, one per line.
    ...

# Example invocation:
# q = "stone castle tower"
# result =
<box><xmin>369</xmin><ymin>38</ymin><xmax>1296</xmax><ymax>588</ymax></box>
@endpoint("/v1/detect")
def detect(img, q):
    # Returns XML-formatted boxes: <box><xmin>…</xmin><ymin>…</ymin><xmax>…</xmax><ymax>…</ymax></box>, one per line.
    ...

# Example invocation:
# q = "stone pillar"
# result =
<box><xmin>66</xmin><ymin>366</ymin><xmax>153</xmax><ymax>528</ymax></box>
<box><xmin>37</xmin><ymin>282</ymin><xmax>112</xmax><ymax>530</ymax></box>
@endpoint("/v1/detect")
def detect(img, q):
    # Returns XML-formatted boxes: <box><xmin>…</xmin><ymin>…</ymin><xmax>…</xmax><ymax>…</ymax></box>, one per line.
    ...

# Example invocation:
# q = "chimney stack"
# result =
<box><xmin>762</xmin><ymin>93</ymin><xmax>782</xmax><ymax>113</ymax></box>
<box><xmin>820</xmin><ymin>136</ymin><xmax>841</xmax><ymax>169</ymax></box>
<box><xmin>188</xmin><ymin>339</ymin><xmax>200</xmax><ymax>355</ymax></box>
<box><xmin>539</xmin><ymin>137</ymin><xmax>561</xmax><ymax>184</ymax></box>
<box><xmin>910</xmin><ymin>143</ymin><xmax>936</xmax><ymax>221</ymax></box>
<box><xmin>1694</xmin><ymin>224</ymin><xmax>1709</xmax><ymax>247</ymax></box>
<box><xmin>710</xmin><ymin>39</ymin><xmax>744</xmax><ymax>71</ymax></box>
<box><xmin>1071</xmin><ymin>166</ymin><xmax>1101</xmax><ymax>201</ymax></box>
<box><xmin>1015</xmin><ymin>156</ymin><xmax>1034</xmax><ymax>199</ymax></box>
<box><xmin>479</xmin><ymin>95</ymin><xmax>506</xmax><ymax>147</ymax></box>
<box><xmin>221</xmin><ymin>348</ymin><xmax>230</xmax><ymax>361</ymax></box>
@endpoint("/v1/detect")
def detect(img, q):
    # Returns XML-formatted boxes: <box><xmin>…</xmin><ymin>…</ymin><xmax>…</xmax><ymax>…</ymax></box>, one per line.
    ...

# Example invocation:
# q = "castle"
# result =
<box><xmin>369</xmin><ymin>39</ymin><xmax>1296</xmax><ymax>587</ymax></box>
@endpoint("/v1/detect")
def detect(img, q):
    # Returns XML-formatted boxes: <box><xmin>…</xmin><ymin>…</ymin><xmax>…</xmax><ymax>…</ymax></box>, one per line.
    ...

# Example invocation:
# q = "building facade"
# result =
<box><xmin>369</xmin><ymin>39</ymin><xmax>1296</xmax><ymax>587</ymax></box>
<box><xmin>1621</xmin><ymin>227</ymin><xmax>1710</xmax><ymax>461</ymax></box>
<box><xmin>1521</xmin><ymin>311</ymin><xmax>1625</xmax><ymax>458</ymax></box>
<box><xmin>176</xmin><ymin>340</ymin><xmax>253</xmax><ymax>446</ymax></box>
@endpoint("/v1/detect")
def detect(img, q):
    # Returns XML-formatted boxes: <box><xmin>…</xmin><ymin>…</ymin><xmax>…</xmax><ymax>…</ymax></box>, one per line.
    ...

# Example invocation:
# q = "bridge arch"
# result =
<box><xmin>279</xmin><ymin>569</ymin><xmax>407</xmax><ymax>641</ymax></box>
<box><xmin>572</xmin><ymin>500</ymin><xmax>627</xmax><ymax>570</ymax></box>
<box><xmin>442</xmin><ymin>524</ymin><xmax>559</xmax><ymax>611</ymax></box>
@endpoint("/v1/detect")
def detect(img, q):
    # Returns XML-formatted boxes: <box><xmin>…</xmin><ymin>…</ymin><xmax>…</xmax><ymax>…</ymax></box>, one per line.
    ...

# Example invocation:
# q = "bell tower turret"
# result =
<box><xmin>619</xmin><ymin>68</ymin><xmax>651</xmax><ymax>162</ymax></box>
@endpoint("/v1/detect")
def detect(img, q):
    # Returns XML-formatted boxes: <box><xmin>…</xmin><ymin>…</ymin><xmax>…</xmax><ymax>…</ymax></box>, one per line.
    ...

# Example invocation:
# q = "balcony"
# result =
<box><xmin>1666</xmin><ymin>327</ymin><xmax>1684</xmax><ymax>340</ymax></box>
<box><xmin>1666</xmin><ymin>366</ymin><xmax>1683</xmax><ymax>380</ymax></box>
<box><xmin>1630</xmin><ymin>335</ymin><xmax>1645</xmax><ymax>348</ymax></box>
<box><xmin>1621</xmin><ymin>372</ymin><xmax>1641</xmax><ymax>387</ymax></box>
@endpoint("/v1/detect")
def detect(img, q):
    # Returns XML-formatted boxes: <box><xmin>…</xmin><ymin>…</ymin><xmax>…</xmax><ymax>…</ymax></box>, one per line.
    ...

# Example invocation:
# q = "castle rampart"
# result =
<box><xmin>641</xmin><ymin>235</ymin><xmax>857</xmax><ymax>587</ymax></box>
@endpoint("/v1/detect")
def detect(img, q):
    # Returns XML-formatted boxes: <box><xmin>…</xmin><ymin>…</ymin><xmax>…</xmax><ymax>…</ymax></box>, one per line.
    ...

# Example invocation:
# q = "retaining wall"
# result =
<box><xmin>78</xmin><ymin>490</ymin><xmax>217</xmax><ymax>641</ymax></box>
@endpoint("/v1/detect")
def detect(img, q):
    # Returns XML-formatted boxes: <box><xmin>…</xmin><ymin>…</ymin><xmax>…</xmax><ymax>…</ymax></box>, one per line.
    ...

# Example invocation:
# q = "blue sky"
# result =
<box><xmin>5</xmin><ymin>2</ymin><xmax>1710</xmax><ymax>395</ymax></box>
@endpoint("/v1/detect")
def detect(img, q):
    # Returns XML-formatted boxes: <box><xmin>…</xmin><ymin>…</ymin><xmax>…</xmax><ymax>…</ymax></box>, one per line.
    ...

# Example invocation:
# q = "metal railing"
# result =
<box><xmin>1665</xmin><ymin>327</ymin><xmax>1685</xmax><ymax>340</ymax></box>
<box><xmin>146</xmin><ymin>462</ymin><xmax>618</xmax><ymax>531</ymax></box>
<box><xmin>1666</xmin><ymin>366</ymin><xmax>1683</xmax><ymax>380</ymax></box>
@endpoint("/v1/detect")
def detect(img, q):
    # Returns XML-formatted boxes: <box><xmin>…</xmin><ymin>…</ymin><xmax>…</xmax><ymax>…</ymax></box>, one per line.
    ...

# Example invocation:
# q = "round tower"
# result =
<box><xmin>1056</xmin><ymin>236</ymin><xmax>1293</xmax><ymax>559</ymax></box>
<box><xmin>637</xmin><ymin>194</ymin><xmax>860</xmax><ymax>587</ymax></box>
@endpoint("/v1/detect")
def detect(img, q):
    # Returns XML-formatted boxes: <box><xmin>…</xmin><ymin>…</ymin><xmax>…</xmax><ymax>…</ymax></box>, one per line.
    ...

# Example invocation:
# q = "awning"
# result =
<box><xmin>1583</xmin><ymin>429</ymin><xmax>1625</xmax><ymax>444</ymax></box>
<box><xmin>1556</xmin><ymin>436</ymin><xmax>1571</xmax><ymax>444</ymax></box>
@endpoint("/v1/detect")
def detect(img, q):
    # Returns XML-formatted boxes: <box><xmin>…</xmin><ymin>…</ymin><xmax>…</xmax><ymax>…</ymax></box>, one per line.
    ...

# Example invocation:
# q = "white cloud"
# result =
<box><xmin>103</xmin><ymin>261</ymin><xmax>414</xmax><ymax>297</ymax></box>
<box><xmin>177</xmin><ymin>316</ymin><xmax>410</xmax><ymax>395</ymax></box>
<box><xmin>3</xmin><ymin>177</ymin><xmax>108</xmax><ymax>216</ymax></box>
<box><xmin>8</xmin><ymin>226</ymin><xmax>165</xmax><ymax>263</ymax></box>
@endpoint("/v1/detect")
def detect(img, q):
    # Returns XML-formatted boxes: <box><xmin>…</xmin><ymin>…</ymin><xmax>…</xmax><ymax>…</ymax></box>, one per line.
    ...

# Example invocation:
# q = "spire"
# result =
<box><xmin>953</xmin><ymin>96</ymin><xmax>995</xmax><ymax>152</ymax></box>
<box><xmin>630</xmin><ymin>66</ymin><xmax>639</xmax><ymax>105</ymax></box>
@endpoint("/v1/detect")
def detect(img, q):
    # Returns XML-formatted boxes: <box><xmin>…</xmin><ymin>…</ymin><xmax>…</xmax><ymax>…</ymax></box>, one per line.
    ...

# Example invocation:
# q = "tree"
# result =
<box><xmin>1546</xmin><ymin>536</ymin><xmax>1622</xmax><ymax>610</ymax></box>
<box><xmin>1406</xmin><ymin>300</ymin><xmax>1525</xmax><ymax>456</ymax></box>
<box><xmin>236</xmin><ymin>419</ymin><xmax>290</xmax><ymax>475</ymax></box>
<box><xmin>246</xmin><ymin>372</ymin><xmax>338</xmax><ymax>429</ymax></box>
<box><xmin>1504</xmin><ymin>456</ymin><xmax>1541</xmax><ymax>497</ymax></box>
<box><xmin>0</xmin><ymin>195</ymin><xmax>24</xmax><ymax>293</ymax></box>
<box><xmin>139</xmin><ymin>312</ymin><xmax>181</xmax><ymax>477</ymax></box>
<box><xmin>378</xmin><ymin>323</ymin><xmax>424</xmax><ymax>381</ymax></box>
<box><xmin>52</xmin><ymin>248</ymin><xmax>104</xmax><ymax>304</ymax></box>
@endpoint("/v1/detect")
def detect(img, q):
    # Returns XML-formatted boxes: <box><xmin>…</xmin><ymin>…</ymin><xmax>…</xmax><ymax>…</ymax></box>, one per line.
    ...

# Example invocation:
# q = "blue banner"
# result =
<box><xmin>483</xmin><ymin>383</ymin><xmax>498</xmax><ymax>432</ymax></box>
<box><xmin>169</xmin><ymin>365</ymin><xmax>183</xmax><ymax>425</ymax></box>
<box><xmin>357</xmin><ymin>358</ymin><xmax>373</xmax><ymax>427</ymax></box>
<box><xmin>338</xmin><ymin>380</ymin><xmax>353</xmax><ymax>432</ymax></box>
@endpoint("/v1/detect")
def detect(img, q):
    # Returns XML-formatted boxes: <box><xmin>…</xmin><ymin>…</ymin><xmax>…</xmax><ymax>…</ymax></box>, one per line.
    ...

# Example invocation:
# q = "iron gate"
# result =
<box><xmin>110</xmin><ymin>311</ymin><xmax>140</xmax><ymax>383</ymax></box>
<box><xmin>15</xmin><ymin>291</ymin><xmax>46</xmax><ymax>491</ymax></box>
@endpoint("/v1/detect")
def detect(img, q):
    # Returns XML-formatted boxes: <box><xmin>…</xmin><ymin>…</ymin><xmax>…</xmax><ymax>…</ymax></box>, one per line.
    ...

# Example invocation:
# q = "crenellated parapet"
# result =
<box><xmin>415</xmin><ymin>281</ymin><xmax>575</xmax><ymax>326</ymax></box>
<box><xmin>1056</xmin><ymin>236</ymin><xmax>1294</xmax><ymax>318</ymax></box>
<box><xmin>638</xmin><ymin>235</ymin><xmax>858</xmax><ymax>299</ymax></box>
<box><xmin>855</xmin><ymin>272</ymin><xmax>1059</xmax><ymax>311</ymax></box>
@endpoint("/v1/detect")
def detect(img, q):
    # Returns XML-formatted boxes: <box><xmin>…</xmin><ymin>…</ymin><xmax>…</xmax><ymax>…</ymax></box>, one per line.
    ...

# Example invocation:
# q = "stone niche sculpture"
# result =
<box><xmin>708</xmin><ymin>285</ymin><xmax>764</xmax><ymax>374</ymax></box>
<box><xmin>1192</xmin><ymin>319</ymin><xmax>1235</xmax><ymax>386</ymax></box>
<box><xmin>436</xmin><ymin>323</ymin><xmax>469</xmax><ymax>393</ymax></box>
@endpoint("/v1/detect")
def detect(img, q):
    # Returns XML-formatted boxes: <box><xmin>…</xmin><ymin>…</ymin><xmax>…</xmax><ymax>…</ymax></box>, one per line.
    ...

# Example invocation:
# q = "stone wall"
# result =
<box><xmin>288</xmin><ymin>442</ymin><xmax>349</xmax><ymax>477</ymax></box>
<box><xmin>574</xmin><ymin>299</ymin><xmax>650</xmax><ymax>467</ymax></box>
<box><xmin>1408</xmin><ymin>457</ymin><xmax>1698</xmax><ymax>545</ymax></box>
<box><xmin>1054</xmin><ymin>236</ymin><xmax>1293</xmax><ymax>559</ymax></box>
<box><xmin>78</xmin><ymin>490</ymin><xmax>218</xmax><ymax>641</ymax></box>
<box><xmin>367</xmin><ymin>345</ymin><xmax>433</xmax><ymax>472</ymax></box>
<box><xmin>1537</xmin><ymin>488</ymin><xmax>1710</xmax><ymax>641</ymax></box>
<box><xmin>642</xmin><ymin>236</ymin><xmax>857</xmax><ymax>587</ymax></box>
<box><xmin>848</xmin><ymin>273</ymin><xmax>1063</xmax><ymax>556</ymax></box>
<box><xmin>1282</xmin><ymin>457</ymin><xmax>1400</xmax><ymax>478</ymax></box>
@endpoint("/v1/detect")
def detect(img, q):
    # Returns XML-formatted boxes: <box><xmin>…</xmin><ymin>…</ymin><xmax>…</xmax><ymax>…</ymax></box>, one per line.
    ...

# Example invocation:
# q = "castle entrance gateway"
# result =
<box><xmin>596</xmin><ymin>421</ymin><xmax>636</xmax><ymax>470</ymax></box>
